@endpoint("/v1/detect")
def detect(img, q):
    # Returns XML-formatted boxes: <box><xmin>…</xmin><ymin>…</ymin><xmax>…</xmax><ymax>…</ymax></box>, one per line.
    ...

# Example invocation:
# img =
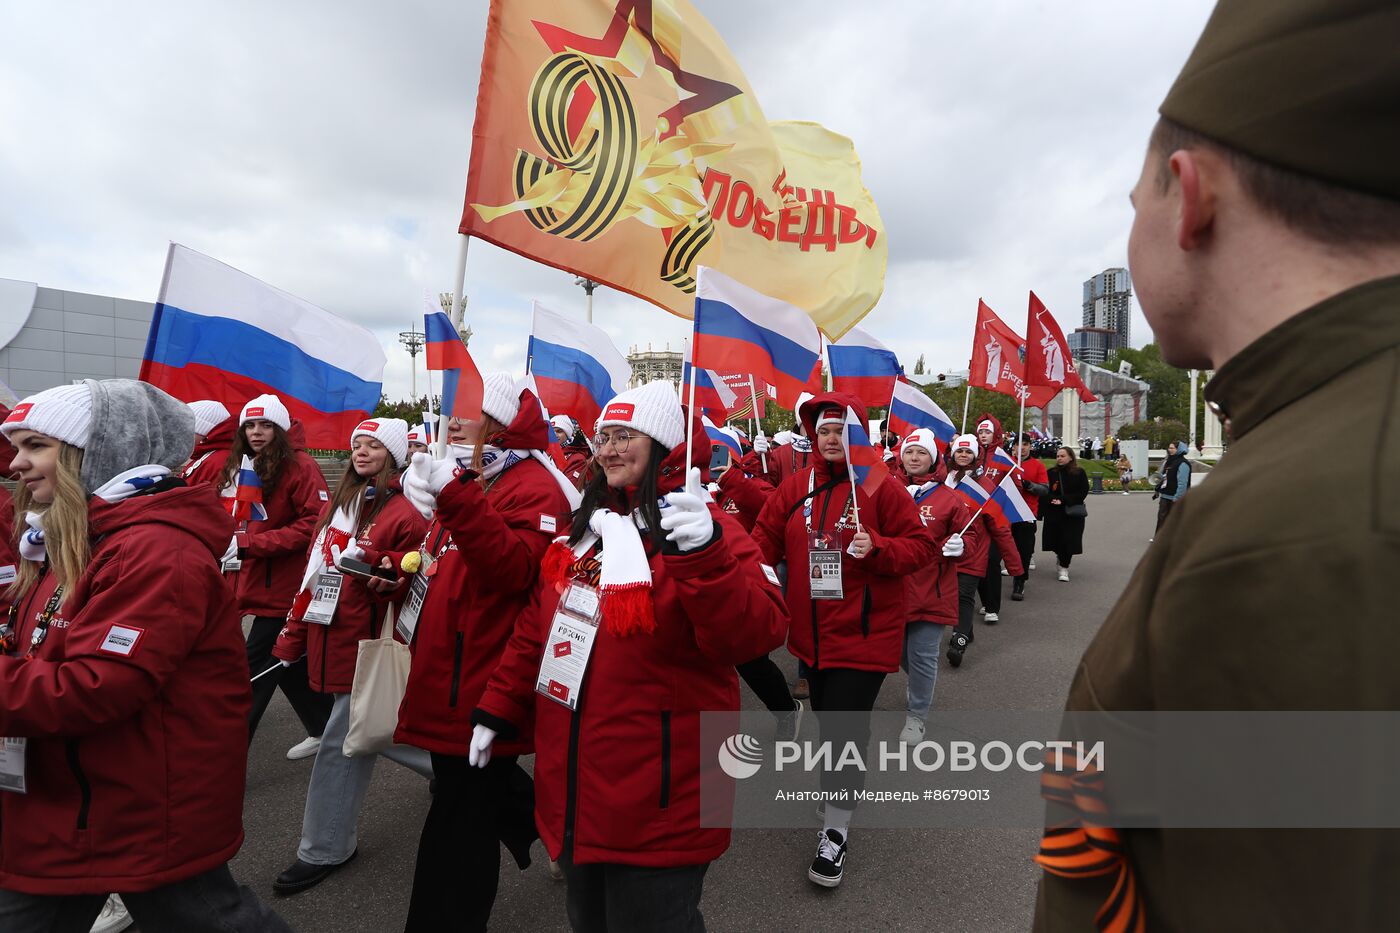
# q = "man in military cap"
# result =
<box><xmin>1036</xmin><ymin>0</ymin><xmax>1400</xmax><ymax>929</ymax></box>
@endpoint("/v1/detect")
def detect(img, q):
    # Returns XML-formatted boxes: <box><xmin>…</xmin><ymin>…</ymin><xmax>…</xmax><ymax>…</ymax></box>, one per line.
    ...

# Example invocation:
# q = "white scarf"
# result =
<box><xmin>294</xmin><ymin>485</ymin><xmax>377</xmax><ymax>595</ymax></box>
<box><xmin>551</xmin><ymin>507</ymin><xmax>654</xmax><ymax>636</ymax></box>
<box><xmin>20</xmin><ymin>465</ymin><xmax>170</xmax><ymax>564</ymax></box>
<box><xmin>480</xmin><ymin>444</ymin><xmax>583</xmax><ymax>511</ymax></box>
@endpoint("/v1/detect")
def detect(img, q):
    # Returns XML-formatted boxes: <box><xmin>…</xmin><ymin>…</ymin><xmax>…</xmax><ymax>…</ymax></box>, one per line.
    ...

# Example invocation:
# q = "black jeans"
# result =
<box><xmin>977</xmin><ymin>540</ymin><xmax>1003</xmax><ymax>613</ymax></box>
<box><xmin>0</xmin><ymin>865</ymin><xmax>291</xmax><ymax>933</ymax></box>
<box><xmin>952</xmin><ymin>573</ymin><xmax>981</xmax><ymax>642</ymax></box>
<box><xmin>405</xmin><ymin>752</ymin><xmax>537</xmax><ymax>933</ymax></box>
<box><xmin>246</xmin><ymin>615</ymin><xmax>333</xmax><ymax>741</ymax></box>
<box><xmin>562</xmin><ymin>856</ymin><xmax>709</xmax><ymax>933</ymax></box>
<box><xmin>807</xmin><ymin>667</ymin><xmax>886</xmax><ymax>804</ymax></box>
<box><xmin>1011</xmin><ymin>522</ymin><xmax>1037</xmax><ymax>586</ymax></box>
<box><xmin>1156</xmin><ymin>497</ymin><xmax>1176</xmax><ymax>532</ymax></box>
<box><xmin>736</xmin><ymin>655</ymin><xmax>797</xmax><ymax>713</ymax></box>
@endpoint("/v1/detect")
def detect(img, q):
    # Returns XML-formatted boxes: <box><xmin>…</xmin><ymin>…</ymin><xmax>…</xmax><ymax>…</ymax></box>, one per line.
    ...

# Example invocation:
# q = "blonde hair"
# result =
<box><xmin>9</xmin><ymin>443</ymin><xmax>89</xmax><ymax>605</ymax></box>
<box><xmin>468</xmin><ymin>414</ymin><xmax>508</xmax><ymax>478</ymax></box>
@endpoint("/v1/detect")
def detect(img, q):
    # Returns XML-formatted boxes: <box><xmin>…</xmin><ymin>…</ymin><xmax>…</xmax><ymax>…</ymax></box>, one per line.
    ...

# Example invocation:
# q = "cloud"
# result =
<box><xmin>0</xmin><ymin>0</ymin><xmax>1213</xmax><ymax>400</ymax></box>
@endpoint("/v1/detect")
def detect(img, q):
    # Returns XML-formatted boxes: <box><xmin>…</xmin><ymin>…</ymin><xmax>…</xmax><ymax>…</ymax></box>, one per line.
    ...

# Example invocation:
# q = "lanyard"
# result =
<box><xmin>802</xmin><ymin>470</ymin><xmax>854</xmax><ymax>536</ymax></box>
<box><xmin>1</xmin><ymin>582</ymin><xmax>64</xmax><ymax>657</ymax></box>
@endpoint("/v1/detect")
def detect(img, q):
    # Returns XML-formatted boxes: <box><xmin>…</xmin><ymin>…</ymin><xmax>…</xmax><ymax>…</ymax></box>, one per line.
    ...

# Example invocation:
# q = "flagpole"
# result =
<box><xmin>957</xmin><ymin>502</ymin><xmax>987</xmax><ymax>537</ymax></box>
<box><xmin>748</xmin><ymin>375</ymin><xmax>766</xmax><ymax>473</ymax></box>
<box><xmin>1016</xmin><ymin>390</ymin><xmax>1027</xmax><ymax>460</ymax></box>
<box><xmin>960</xmin><ymin>382</ymin><xmax>972</xmax><ymax>434</ymax></box>
<box><xmin>450</xmin><ymin>235</ymin><xmax>470</xmax><ymax>328</ymax></box>
<box><xmin>843</xmin><ymin>435</ymin><xmax>864</xmax><ymax>534</ymax></box>
<box><xmin>684</xmin><ymin>338</ymin><xmax>698</xmax><ymax>464</ymax></box>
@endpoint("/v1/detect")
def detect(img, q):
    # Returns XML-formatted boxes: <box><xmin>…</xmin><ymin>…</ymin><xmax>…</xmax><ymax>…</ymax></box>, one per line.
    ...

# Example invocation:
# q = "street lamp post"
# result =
<box><xmin>398</xmin><ymin>324</ymin><xmax>425</xmax><ymax>399</ymax></box>
<box><xmin>574</xmin><ymin>277</ymin><xmax>599</xmax><ymax>322</ymax></box>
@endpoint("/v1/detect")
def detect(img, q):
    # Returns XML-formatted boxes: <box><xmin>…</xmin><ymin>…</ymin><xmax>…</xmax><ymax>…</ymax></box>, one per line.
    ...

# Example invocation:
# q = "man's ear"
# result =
<box><xmin>1171</xmin><ymin>148</ymin><xmax>1216</xmax><ymax>251</ymax></box>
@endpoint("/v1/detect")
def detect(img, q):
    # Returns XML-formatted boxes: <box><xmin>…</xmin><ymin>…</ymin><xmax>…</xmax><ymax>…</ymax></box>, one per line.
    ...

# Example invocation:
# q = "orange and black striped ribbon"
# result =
<box><xmin>1034</xmin><ymin>753</ymin><xmax>1146</xmax><ymax>933</ymax></box>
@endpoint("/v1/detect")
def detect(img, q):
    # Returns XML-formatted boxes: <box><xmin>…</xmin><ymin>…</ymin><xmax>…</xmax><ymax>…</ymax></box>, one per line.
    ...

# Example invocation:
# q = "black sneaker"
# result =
<box><xmin>808</xmin><ymin>829</ymin><xmax>847</xmax><ymax>888</ymax></box>
<box><xmin>946</xmin><ymin>633</ymin><xmax>969</xmax><ymax>668</ymax></box>
<box><xmin>1011</xmin><ymin>582</ymin><xmax>1025</xmax><ymax>602</ymax></box>
<box><xmin>273</xmin><ymin>849</ymin><xmax>357</xmax><ymax>895</ymax></box>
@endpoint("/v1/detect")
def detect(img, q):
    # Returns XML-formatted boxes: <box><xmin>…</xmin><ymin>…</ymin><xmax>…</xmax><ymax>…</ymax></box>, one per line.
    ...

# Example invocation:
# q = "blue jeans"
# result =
<box><xmin>901</xmin><ymin>622</ymin><xmax>946</xmax><ymax>720</ymax></box>
<box><xmin>299</xmin><ymin>692</ymin><xmax>434</xmax><ymax>865</ymax></box>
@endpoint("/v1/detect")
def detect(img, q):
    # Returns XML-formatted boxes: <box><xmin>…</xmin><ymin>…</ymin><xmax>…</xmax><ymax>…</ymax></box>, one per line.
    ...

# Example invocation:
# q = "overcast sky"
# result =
<box><xmin>0</xmin><ymin>0</ymin><xmax>1215</xmax><ymax>400</ymax></box>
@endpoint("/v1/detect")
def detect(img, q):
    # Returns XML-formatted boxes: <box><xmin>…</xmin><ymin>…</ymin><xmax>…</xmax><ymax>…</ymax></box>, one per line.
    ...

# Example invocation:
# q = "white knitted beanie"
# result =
<box><xmin>481</xmin><ymin>372</ymin><xmax>520</xmax><ymax>427</ymax></box>
<box><xmin>902</xmin><ymin>428</ymin><xmax>939</xmax><ymax>455</ymax></box>
<box><xmin>595</xmin><ymin>380</ymin><xmax>685</xmax><ymax>451</ymax></box>
<box><xmin>950</xmin><ymin>434</ymin><xmax>979</xmax><ymax>457</ymax></box>
<box><xmin>351</xmin><ymin>417</ymin><xmax>410</xmax><ymax>468</ymax></box>
<box><xmin>1</xmin><ymin>383</ymin><xmax>95</xmax><ymax>448</ymax></box>
<box><xmin>240</xmin><ymin>394</ymin><xmax>291</xmax><ymax>432</ymax></box>
<box><xmin>188</xmin><ymin>400</ymin><xmax>231</xmax><ymax>436</ymax></box>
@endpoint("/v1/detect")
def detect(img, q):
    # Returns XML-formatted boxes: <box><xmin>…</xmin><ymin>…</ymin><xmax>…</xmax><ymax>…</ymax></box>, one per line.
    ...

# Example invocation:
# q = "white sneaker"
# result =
<box><xmin>899</xmin><ymin>716</ymin><xmax>925</xmax><ymax>744</ymax></box>
<box><xmin>999</xmin><ymin>565</ymin><xmax>1008</xmax><ymax>576</ymax></box>
<box><xmin>286</xmin><ymin>736</ymin><xmax>321</xmax><ymax>760</ymax></box>
<box><xmin>984</xmin><ymin>612</ymin><xmax>999</xmax><ymax>623</ymax></box>
<box><xmin>90</xmin><ymin>895</ymin><xmax>132</xmax><ymax>933</ymax></box>
<box><xmin>1029</xmin><ymin>558</ymin><xmax>1036</xmax><ymax>571</ymax></box>
<box><xmin>1122</xmin><ymin>491</ymin><xmax>1130</xmax><ymax>496</ymax></box>
<box><xmin>1057</xmin><ymin>567</ymin><xmax>1070</xmax><ymax>582</ymax></box>
<box><xmin>978</xmin><ymin>606</ymin><xmax>987</xmax><ymax>615</ymax></box>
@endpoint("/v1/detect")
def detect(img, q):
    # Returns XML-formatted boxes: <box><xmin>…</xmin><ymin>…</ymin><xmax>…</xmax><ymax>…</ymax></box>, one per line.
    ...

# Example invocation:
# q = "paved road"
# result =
<box><xmin>229</xmin><ymin>492</ymin><xmax>1156</xmax><ymax>932</ymax></box>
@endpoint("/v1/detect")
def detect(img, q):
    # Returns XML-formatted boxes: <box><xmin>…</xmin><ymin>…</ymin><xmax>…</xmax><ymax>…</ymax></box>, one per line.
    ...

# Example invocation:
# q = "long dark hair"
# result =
<box><xmin>315</xmin><ymin>454</ymin><xmax>397</xmax><ymax>537</ymax></box>
<box><xmin>220</xmin><ymin>423</ymin><xmax>293</xmax><ymax>492</ymax></box>
<box><xmin>1056</xmin><ymin>446</ymin><xmax>1083</xmax><ymax>475</ymax></box>
<box><xmin>568</xmin><ymin>439</ymin><xmax>668</xmax><ymax>551</ymax></box>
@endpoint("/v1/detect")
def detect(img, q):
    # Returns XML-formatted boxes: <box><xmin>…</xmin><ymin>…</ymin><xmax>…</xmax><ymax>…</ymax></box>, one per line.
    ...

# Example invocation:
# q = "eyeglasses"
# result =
<box><xmin>593</xmin><ymin>430</ymin><xmax>634</xmax><ymax>453</ymax></box>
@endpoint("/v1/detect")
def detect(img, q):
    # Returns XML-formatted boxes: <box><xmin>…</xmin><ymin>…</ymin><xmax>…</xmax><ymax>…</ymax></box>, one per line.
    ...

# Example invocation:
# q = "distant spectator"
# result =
<box><xmin>1116</xmin><ymin>453</ymin><xmax>1133</xmax><ymax>495</ymax></box>
<box><xmin>1155</xmin><ymin>439</ymin><xmax>1192</xmax><ymax>530</ymax></box>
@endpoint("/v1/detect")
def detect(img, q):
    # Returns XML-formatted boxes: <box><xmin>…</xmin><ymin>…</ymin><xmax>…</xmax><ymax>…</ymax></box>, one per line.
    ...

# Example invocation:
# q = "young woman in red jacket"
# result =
<box><xmin>943</xmin><ymin>435</ymin><xmax>1024</xmax><ymax>668</ymax></box>
<box><xmin>471</xmin><ymin>380</ymin><xmax>788</xmax><ymax>932</ymax></box>
<box><xmin>0</xmin><ymin>380</ymin><xmax>290</xmax><ymax>932</ymax></box>
<box><xmin>179</xmin><ymin>399</ymin><xmax>235</xmax><ymax>486</ymax></box>
<box><xmin>394</xmin><ymin>376</ymin><xmax>578</xmax><ymax>931</ymax></box>
<box><xmin>895</xmin><ymin>430</ymin><xmax>971</xmax><ymax>744</ymax></box>
<box><xmin>270</xmin><ymin>418</ymin><xmax>429</xmax><ymax>896</ymax></box>
<box><xmin>751</xmin><ymin>393</ymin><xmax>936</xmax><ymax>889</ymax></box>
<box><xmin>1009</xmin><ymin>436</ymin><xmax>1050</xmax><ymax>601</ymax></box>
<box><xmin>220</xmin><ymin>394</ymin><xmax>332</xmax><ymax>758</ymax></box>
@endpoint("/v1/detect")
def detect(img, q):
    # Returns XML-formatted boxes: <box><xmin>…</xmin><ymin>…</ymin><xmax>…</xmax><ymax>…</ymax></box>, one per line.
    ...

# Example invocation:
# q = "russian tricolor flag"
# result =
<box><xmin>990</xmin><ymin>472</ymin><xmax>1037</xmax><ymax>524</ymax></box>
<box><xmin>425</xmin><ymin>311</ymin><xmax>484</xmax><ymax>422</ymax></box>
<box><xmin>888</xmin><ymin>380</ymin><xmax>956</xmax><ymax>446</ymax></box>
<box><xmin>828</xmin><ymin>326</ymin><xmax>902</xmax><ymax>408</ymax></box>
<box><xmin>702</xmin><ymin>415</ymin><xmax>743</xmax><ymax>460</ymax></box>
<box><xmin>842</xmin><ymin>405</ymin><xmax>887</xmax><ymax>494</ymax></box>
<box><xmin>682</xmin><ymin>358</ymin><xmax>739</xmax><ymax>419</ymax></box>
<box><xmin>228</xmin><ymin>455</ymin><xmax>268</xmax><ymax>523</ymax></box>
<box><xmin>692</xmin><ymin>267</ymin><xmax>821</xmax><ymax>408</ymax></box>
<box><xmin>140</xmin><ymin>244</ymin><xmax>385</xmax><ymax>450</ymax></box>
<box><xmin>528</xmin><ymin>302</ymin><xmax>631</xmax><ymax>433</ymax></box>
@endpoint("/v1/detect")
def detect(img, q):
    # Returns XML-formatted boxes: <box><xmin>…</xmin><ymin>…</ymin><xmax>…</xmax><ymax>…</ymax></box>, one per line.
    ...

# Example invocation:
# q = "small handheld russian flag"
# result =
<box><xmin>989</xmin><ymin>446</ymin><xmax>1020</xmax><ymax>474</ymax></box>
<box><xmin>702</xmin><ymin>415</ymin><xmax>743</xmax><ymax>461</ymax></box>
<box><xmin>229</xmin><ymin>454</ymin><xmax>268</xmax><ymax>523</ymax></box>
<box><xmin>991</xmin><ymin>472</ymin><xmax>1037</xmax><ymax>524</ymax></box>
<box><xmin>425</xmin><ymin>311</ymin><xmax>484</xmax><ymax>423</ymax></box>
<box><xmin>842</xmin><ymin>406</ymin><xmax>886</xmax><ymax>495</ymax></box>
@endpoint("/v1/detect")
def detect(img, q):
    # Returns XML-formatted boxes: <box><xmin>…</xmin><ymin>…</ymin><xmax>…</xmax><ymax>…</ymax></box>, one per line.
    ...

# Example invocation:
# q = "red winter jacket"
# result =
<box><xmin>714</xmin><ymin>465</ymin><xmax>772</xmax><ymax>531</ymax></box>
<box><xmin>475</xmin><ymin>427</ymin><xmax>788</xmax><ymax>868</ymax></box>
<box><xmin>234</xmin><ymin>422</ymin><xmax>328</xmax><ymax>616</ymax></box>
<box><xmin>0</xmin><ymin>483</ymin><xmax>249</xmax><ymax>896</ymax></box>
<box><xmin>273</xmin><ymin>483</ymin><xmax>428</xmax><ymax>693</ymax></box>
<box><xmin>751</xmin><ymin>393</ymin><xmax>937</xmax><ymax>673</ymax></box>
<box><xmin>562</xmin><ymin>447</ymin><xmax>592</xmax><ymax>490</ymax></box>
<box><xmin>396</xmin><ymin>419</ymin><xmax>572</xmax><ymax>758</ymax></box>
<box><xmin>1013</xmin><ymin>455</ymin><xmax>1050</xmax><ymax>518</ymax></box>
<box><xmin>947</xmin><ymin>471</ymin><xmax>1025</xmax><ymax>577</ymax></box>
<box><xmin>179</xmin><ymin>417</ymin><xmax>236</xmax><ymax>487</ymax></box>
<box><xmin>903</xmin><ymin>481</ymin><xmax>971</xmax><ymax>626</ymax></box>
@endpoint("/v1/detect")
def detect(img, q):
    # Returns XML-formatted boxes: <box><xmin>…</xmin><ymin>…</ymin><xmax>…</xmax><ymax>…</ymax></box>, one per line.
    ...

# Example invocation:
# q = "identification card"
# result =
<box><xmin>808</xmin><ymin>531</ymin><xmax>843</xmax><ymax>600</ymax></box>
<box><xmin>396</xmin><ymin>570</ymin><xmax>430</xmax><ymax>643</ymax></box>
<box><xmin>535</xmin><ymin>582</ymin><xmax>602</xmax><ymax>710</ymax></box>
<box><xmin>303</xmin><ymin>571</ymin><xmax>344</xmax><ymax>625</ymax></box>
<box><xmin>0</xmin><ymin>737</ymin><xmax>26</xmax><ymax>794</ymax></box>
<box><xmin>222</xmin><ymin>556</ymin><xmax>242</xmax><ymax>573</ymax></box>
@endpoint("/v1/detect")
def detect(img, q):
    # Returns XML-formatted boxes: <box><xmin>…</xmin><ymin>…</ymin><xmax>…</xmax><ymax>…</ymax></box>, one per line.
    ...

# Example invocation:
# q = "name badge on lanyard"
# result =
<box><xmin>396</xmin><ymin>559</ymin><xmax>431</xmax><ymax>643</ymax></box>
<box><xmin>0</xmin><ymin>737</ymin><xmax>27</xmax><ymax>794</ymax></box>
<box><xmin>536</xmin><ymin>581</ymin><xmax>602</xmax><ymax>710</ymax></box>
<box><xmin>804</xmin><ymin>473</ymin><xmax>845</xmax><ymax>599</ymax></box>
<box><xmin>303</xmin><ymin>571</ymin><xmax>344</xmax><ymax>625</ymax></box>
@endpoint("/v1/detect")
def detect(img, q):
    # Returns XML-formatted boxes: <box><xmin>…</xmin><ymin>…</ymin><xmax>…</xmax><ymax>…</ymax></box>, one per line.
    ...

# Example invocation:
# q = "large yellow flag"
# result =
<box><xmin>460</xmin><ymin>0</ymin><xmax>886</xmax><ymax>339</ymax></box>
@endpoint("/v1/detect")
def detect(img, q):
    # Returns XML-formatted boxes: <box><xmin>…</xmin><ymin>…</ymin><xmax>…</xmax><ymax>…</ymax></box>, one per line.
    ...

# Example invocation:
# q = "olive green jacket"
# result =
<box><xmin>1035</xmin><ymin>275</ymin><xmax>1400</xmax><ymax>932</ymax></box>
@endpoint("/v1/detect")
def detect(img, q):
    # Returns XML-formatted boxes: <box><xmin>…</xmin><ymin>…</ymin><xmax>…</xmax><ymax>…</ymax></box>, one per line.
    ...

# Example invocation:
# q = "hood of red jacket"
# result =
<box><xmin>88</xmin><ymin>483</ymin><xmax>236</xmax><ymax>561</ymax></box>
<box><xmin>487</xmin><ymin>388</ymin><xmax>550</xmax><ymax>452</ymax></box>
<box><xmin>796</xmin><ymin>391</ymin><xmax>866</xmax><ymax>481</ymax></box>
<box><xmin>286</xmin><ymin>419</ymin><xmax>309</xmax><ymax>452</ymax></box>
<box><xmin>974</xmin><ymin>412</ymin><xmax>1004</xmax><ymax>448</ymax></box>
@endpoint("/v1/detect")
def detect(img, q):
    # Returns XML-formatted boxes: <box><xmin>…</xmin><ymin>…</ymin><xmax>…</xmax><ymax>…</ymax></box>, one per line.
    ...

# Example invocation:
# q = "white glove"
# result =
<box><xmin>330</xmin><ymin>542</ymin><xmax>365</xmax><ymax>570</ymax></box>
<box><xmin>753</xmin><ymin>433</ymin><xmax>770</xmax><ymax>454</ymax></box>
<box><xmin>469</xmin><ymin>724</ymin><xmax>497</xmax><ymax>768</ymax></box>
<box><xmin>942</xmin><ymin>533</ymin><xmax>965</xmax><ymax>558</ymax></box>
<box><xmin>659</xmin><ymin>467</ymin><xmax>715</xmax><ymax>552</ymax></box>
<box><xmin>403</xmin><ymin>451</ymin><xmax>460</xmax><ymax>519</ymax></box>
<box><xmin>706</xmin><ymin>482</ymin><xmax>721</xmax><ymax>494</ymax></box>
<box><xmin>221</xmin><ymin>536</ymin><xmax>239</xmax><ymax>562</ymax></box>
